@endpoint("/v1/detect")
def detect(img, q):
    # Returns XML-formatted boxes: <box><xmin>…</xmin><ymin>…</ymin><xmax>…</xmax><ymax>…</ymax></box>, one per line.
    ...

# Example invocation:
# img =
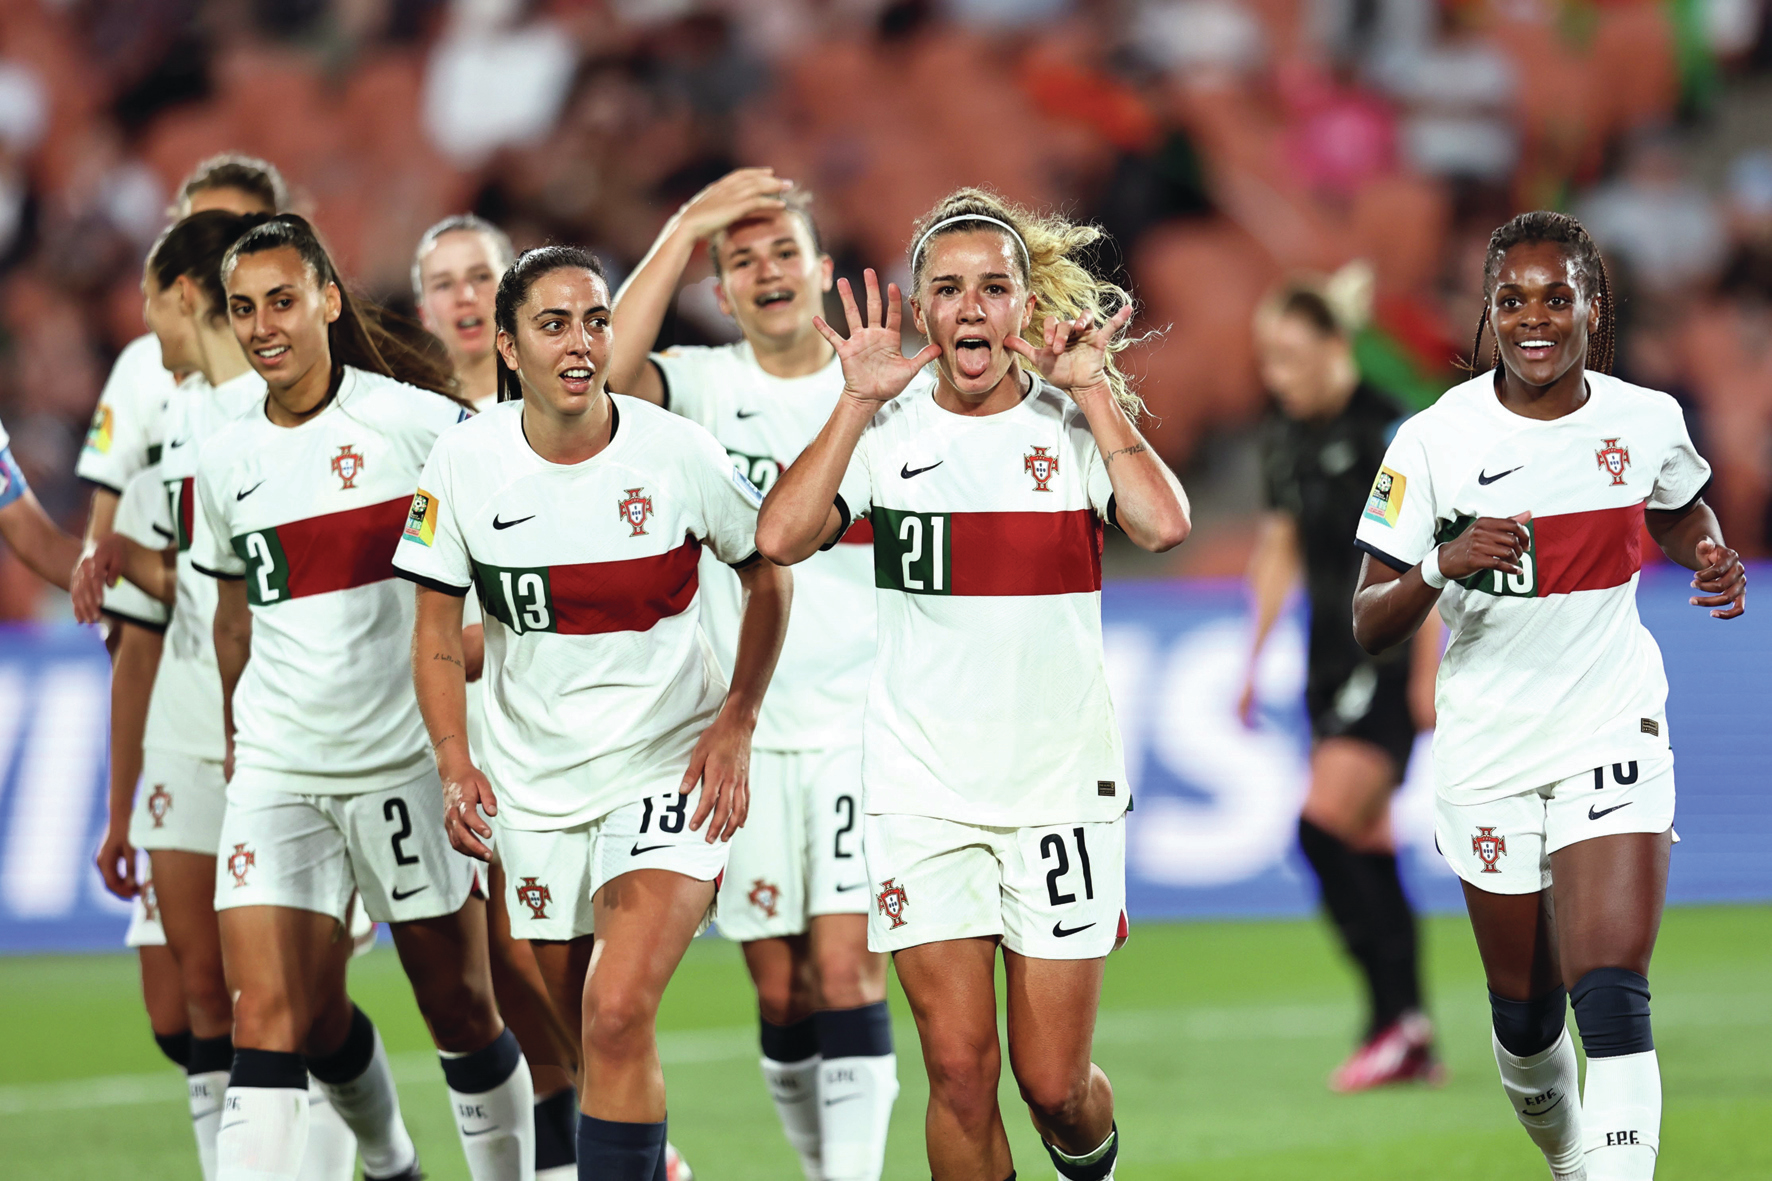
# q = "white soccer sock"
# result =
<box><xmin>189</xmin><ymin>1068</ymin><xmax>230</xmax><ymax>1181</ymax></box>
<box><xmin>217</xmin><ymin>1084</ymin><xmax>310</xmax><ymax>1181</ymax></box>
<box><xmin>1493</xmin><ymin>1029</ymin><xmax>1586</xmax><ymax>1178</ymax></box>
<box><xmin>761</xmin><ymin>1055</ymin><xmax>824</xmax><ymax>1181</ymax></box>
<box><xmin>1583</xmin><ymin>1050</ymin><xmax>1661</xmax><ymax>1180</ymax></box>
<box><xmin>298</xmin><ymin>1076</ymin><xmax>359</xmax><ymax>1181</ymax></box>
<box><xmin>818</xmin><ymin>1052</ymin><xmax>898</xmax><ymax>1181</ymax></box>
<box><xmin>315</xmin><ymin>1028</ymin><xmax>417</xmax><ymax>1178</ymax></box>
<box><xmin>535</xmin><ymin>1168</ymin><xmax>577</xmax><ymax>1181</ymax></box>
<box><xmin>440</xmin><ymin>1028</ymin><xmax>535</xmax><ymax>1181</ymax></box>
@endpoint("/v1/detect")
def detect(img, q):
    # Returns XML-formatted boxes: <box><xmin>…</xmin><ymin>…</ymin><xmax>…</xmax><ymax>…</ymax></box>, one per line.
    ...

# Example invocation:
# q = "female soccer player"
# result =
<box><xmin>1240</xmin><ymin>272</ymin><xmax>1442</xmax><ymax>1091</ymax></box>
<box><xmin>756</xmin><ymin>190</ymin><xmax>1190</xmax><ymax>1181</ymax></box>
<box><xmin>607</xmin><ymin>167</ymin><xmax>898</xmax><ymax>1181</ymax></box>
<box><xmin>415</xmin><ymin>214</ymin><xmax>513</xmax><ymax>411</ymax></box>
<box><xmin>397</xmin><ymin>244</ymin><xmax>790</xmax><ymax>1180</ymax></box>
<box><xmin>190</xmin><ymin>215</ymin><xmax>532</xmax><ymax>1181</ymax></box>
<box><xmin>1351</xmin><ymin>211</ymin><xmax>1741</xmax><ymax>1181</ymax></box>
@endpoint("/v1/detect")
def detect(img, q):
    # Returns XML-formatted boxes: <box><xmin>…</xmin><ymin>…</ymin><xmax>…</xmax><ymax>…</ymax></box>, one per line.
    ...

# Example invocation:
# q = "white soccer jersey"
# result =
<box><xmin>78</xmin><ymin>334</ymin><xmax>177</xmax><ymax>493</ymax></box>
<box><xmin>1353</xmin><ymin>371</ymin><xmax>1711</xmax><ymax>803</ymax></box>
<box><xmin>191</xmin><ymin>367</ymin><xmax>468</xmax><ymax>792</ymax></box>
<box><xmin>143</xmin><ymin>370</ymin><xmax>267</xmax><ymax>761</ymax></box>
<box><xmin>101</xmin><ymin>464</ymin><xmax>173</xmax><ymax>632</ymax></box>
<box><xmin>653</xmin><ymin>342</ymin><xmax>876</xmax><ymax>751</ymax></box>
<box><xmin>833</xmin><ymin>377</ymin><xmax>1129</xmax><ymax>827</ymax></box>
<box><xmin>392</xmin><ymin>396</ymin><xmax>763</xmax><ymax>830</ymax></box>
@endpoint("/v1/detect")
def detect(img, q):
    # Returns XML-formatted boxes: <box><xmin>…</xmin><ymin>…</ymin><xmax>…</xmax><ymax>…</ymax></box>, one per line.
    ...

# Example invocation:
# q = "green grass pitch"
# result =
<box><xmin>2</xmin><ymin>905</ymin><xmax>1768</xmax><ymax>1178</ymax></box>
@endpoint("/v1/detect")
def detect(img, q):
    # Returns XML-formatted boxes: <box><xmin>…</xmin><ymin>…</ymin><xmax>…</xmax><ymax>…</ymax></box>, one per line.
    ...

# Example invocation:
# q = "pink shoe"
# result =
<box><xmin>1330</xmin><ymin>1012</ymin><xmax>1446</xmax><ymax>1092</ymax></box>
<box><xmin>665</xmin><ymin>1142</ymin><xmax>693</xmax><ymax>1181</ymax></box>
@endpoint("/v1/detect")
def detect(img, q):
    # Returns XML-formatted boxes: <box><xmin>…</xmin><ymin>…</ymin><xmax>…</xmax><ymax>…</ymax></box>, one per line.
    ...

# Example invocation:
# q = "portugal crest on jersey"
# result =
<box><xmin>618</xmin><ymin>488</ymin><xmax>654</xmax><ymax>536</ymax></box>
<box><xmin>226</xmin><ymin>843</ymin><xmax>256</xmax><ymax>887</ymax></box>
<box><xmin>146</xmin><ymin>784</ymin><xmax>172</xmax><ymax>829</ymax></box>
<box><xmin>1596</xmin><ymin>438</ymin><xmax>1631</xmax><ymax>486</ymax></box>
<box><xmin>748</xmin><ymin>878</ymin><xmax>781</xmax><ymax>918</ymax></box>
<box><xmin>515</xmin><ymin>877</ymin><xmax>552</xmax><ymax>920</ymax></box>
<box><xmin>331</xmin><ymin>444</ymin><xmax>365</xmax><ymax>489</ymax></box>
<box><xmin>1024</xmin><ymin>446</ymin><xmax>1059</xmax><ymax>492</ymax></box>
<box><xmin>140</xmin><ymin>879</ymin><xmax>159</xmax><ymax>923</ymax></box>
<box><xmin>1471</xmin><ymin>826</ymin><xmax>1507</xmax><ymax>873</ymax></box>
<box><xmin>876</xmin><ymin>878</ymin><xmax>909</xmax><ymax>928</ymax></box>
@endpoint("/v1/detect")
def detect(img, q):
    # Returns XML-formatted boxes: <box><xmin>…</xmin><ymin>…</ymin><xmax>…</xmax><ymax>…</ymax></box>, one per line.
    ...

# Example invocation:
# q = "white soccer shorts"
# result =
<box><xmin>1435</xmin><ymin>756</ymin><xmax>1676</xmax><ymax>894</ymax></box>
<box><xmin>129</xmin><ymin>752</ymin><xmax>227</xmax><ymax>855</ymax></box>
<box><xmin>214</xmin><ymin>766</ymin><xmax>475</xmax><ymax>925</ymax></box>
<box><xmin>123</xmin><ymin>880</ymin><xmax>166</xmax><ymax>948</ymax></box>
<box><xmin>497</xmin><ymin>782</ymin><xmax>729</xmax><ymax>942</ymax></box>
<box><xmin>717</xmin><ymin>746</ymin><xmax>870</xmax><ymax>942</ymax></box>
<box><xmin>862</xmin><ymin>812</ymin><xmax>1127</xmax><ymax>960</ymax></box>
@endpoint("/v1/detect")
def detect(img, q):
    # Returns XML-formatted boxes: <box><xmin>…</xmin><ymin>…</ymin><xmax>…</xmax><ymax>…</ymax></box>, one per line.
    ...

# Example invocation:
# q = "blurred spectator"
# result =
<box><xmin>1578</xmin><ymin>129</ymin><xmax>1727</xmax><ymax>296</ymax></box>
<box><xmin>422</xmin><ymin>0</ymin><xmax>578</xmax><ymax>167</ymax></box>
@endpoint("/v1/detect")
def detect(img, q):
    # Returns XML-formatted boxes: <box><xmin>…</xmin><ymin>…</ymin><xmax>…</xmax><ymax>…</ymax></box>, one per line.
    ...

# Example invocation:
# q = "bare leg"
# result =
<box><xmin>893</xmin><ymin>938</ymin><xmax>1012</xmax><ymax>1181</ymax></box>
<box><xmin>1002</xmin><ymin>951</ymin><xmax>1113</xmax><ymax>1156</ymax></box>
<box><xmin>487</xmin><ymin>859</ymin><xmax>579</xmax><ymax>1092</ymax></box>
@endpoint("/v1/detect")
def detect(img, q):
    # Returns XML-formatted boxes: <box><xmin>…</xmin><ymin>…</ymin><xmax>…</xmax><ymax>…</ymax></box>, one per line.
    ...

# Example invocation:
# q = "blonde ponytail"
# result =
<box><xmin>908</xmin><ymin>188</ymin><xmax>1147</xmax><ymax>420</ymax></box>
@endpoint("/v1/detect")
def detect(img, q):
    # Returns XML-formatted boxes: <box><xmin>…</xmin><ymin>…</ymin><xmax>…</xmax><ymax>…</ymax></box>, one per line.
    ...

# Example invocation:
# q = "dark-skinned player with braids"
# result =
<box><xmin>1352</xmin><ymin>212</ymin><xmax>1743</xmax><ymax>1181</ymax></box>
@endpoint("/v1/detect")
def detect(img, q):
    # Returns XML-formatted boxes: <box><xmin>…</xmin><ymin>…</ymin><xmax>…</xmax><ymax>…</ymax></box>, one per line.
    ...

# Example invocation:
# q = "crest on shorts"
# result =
<box><xmin>515</xmin><ymin>877</ymin><xmax>552</xmax><ymax>920</ymax></box>
<box><xmin>876</xmin><ymin>878</ymin><xmax>909</xmax><ymax>929</ymax></box>
<box><xmin>747</xmin><ymin>878</ymin><xmax>780</xmax><ymax>918</ymax></box>
<box><xmin>226</xmin><ymin>842</ymin><xmax>256</xmax><ymax>887</ymax></box>
<box><xmin>618</xmin><ymin>488</ymin><xmax>653</xmax><ymax>536</ymax></box>
<box><xmin>1471</xmin><ymin>826</ymin><xmax>1507</xmax><ymax>874</ymax></box>
<box><xmin>1596</xmin><ymin>438</ymin><xmax>1631</xmax><ymax>487</ymax></box>
<box><xmin>140</xmin><ymin>879</ymin><xmax>159</xmax><ymax>923</ymax></box>
<box><xmin>146</xmin><ymin>784</ymin><xmax>172</xmax><ymax>828</ymax></box>
<box><xmin>1024</xmin><ymin>446</ymin><xmax>1059</xmax><ymax>492</ymax></box>
<box><xmin>331</xmin><ymin>444</ymin><xmax>365</xmax><ymax>490</ymax></box>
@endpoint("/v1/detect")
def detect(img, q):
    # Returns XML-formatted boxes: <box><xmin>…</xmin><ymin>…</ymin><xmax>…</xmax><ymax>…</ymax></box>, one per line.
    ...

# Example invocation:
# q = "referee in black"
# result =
<box><xmin>1238</xmin><ymin>273</ymin><xmax>1443</xmax><ymax>1091</ymax></box>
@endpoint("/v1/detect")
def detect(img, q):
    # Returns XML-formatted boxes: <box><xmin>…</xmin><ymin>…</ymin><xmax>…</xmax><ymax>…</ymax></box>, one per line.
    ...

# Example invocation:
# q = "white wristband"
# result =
<box><xmin>1419</xmin><ymin>545</ymin><xmax>1449</xmax><ymax>589</ymax></box>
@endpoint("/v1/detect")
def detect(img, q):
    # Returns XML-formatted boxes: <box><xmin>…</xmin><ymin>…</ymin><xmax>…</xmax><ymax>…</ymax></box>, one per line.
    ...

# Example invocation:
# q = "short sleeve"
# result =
<box><xmin>77</xmin><ymin>338</ymin><xmax>170</xmax><ymax>493</ymax></box>
<box><xmin>1647</xmin><ymin>403</ymin><xmax>1712</xmax><ymax>512</ymax></box>
<box><xmin>103</xmin><ymin>467</ymin><xmax>172</xmax><ymax>629</ymax></box>
<box><xmin>685</xmin><ymin>426</ymin><xmax>762</xmax><ymax>566</ymax></box>
<box><xmin>392</xmin><ymin>442</ymin><xmax>473</xmax><ymax>595</ymax></box>
<box><xmin>829</xmin><ymin>427</ymin><xmax>875</xmax><ymax>549</ymax></box>
<box><xmin>1352</xmin><ymin>425</ymin><xmax>1437</xmax><ymax>572</ymax></box>
<box><xmin>0</xmin><ymin>441</ymin><xmax>25</xmax><ymax>511</ymax></box>
<box><xmin>190</xmin><ymin>448</ymin><xmax>245</xmax><ymax>579</ymax></box>
<box><xmin>650</xmin><ymin>348</ymin><xmax>717</xmax><ymax>429</ymax></box>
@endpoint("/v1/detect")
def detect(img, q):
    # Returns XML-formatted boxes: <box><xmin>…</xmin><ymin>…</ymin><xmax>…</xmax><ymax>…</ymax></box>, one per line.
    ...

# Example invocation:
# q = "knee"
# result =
<box><xmin>179</xmin><ymin>959</ymin><xmax>233</xmax><ymax>1027</ymax></box>
<box><xmin>1490</xmin><ymin>986</ymin><xmax>1569</xmax><ymax>1058</ymax></box>
<box><xmin>1570</xmin><ymin>968</ymin><xmax>1653</xmax><ymax>1059</ymax></box>
<box><xmin>922</xmin><ymin>1037</ymin><xmax>1000</xmax><ymax>1128</ymax></box>
<box><xmin>1015</xmin><ymin>1065</ymin><xmax>1092</xmax><ymax>1129</ymax></box>
<box><xmin>753</xmin><ymin>973</ymin><xmax>805</xmax><ymax>1027</ymax></box>
<box><xmin>414</xmin><ymin>975</ymin><xmax>502</xmax><ymax>1053</ymax></box>
<box><xmin>230</xmin><ymin>989</ymin><xmax>303</xmax><ymax>1052</ymax></box>
<box><xmin>583</xmin><ymin>982</ymin><xmax>660</xmax><ymax>1065</ymax></box>
<box><xmin>813</xmin><ymin>949</ymin><xmax>868</xmax><ymax>1011</ymax></box>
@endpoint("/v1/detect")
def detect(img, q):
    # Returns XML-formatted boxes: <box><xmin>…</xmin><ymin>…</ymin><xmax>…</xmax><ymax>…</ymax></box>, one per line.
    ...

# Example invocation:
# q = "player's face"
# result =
<box><xmin>142</xmin><ymin>272</ymin><xmax>198</xmax><ymax>374</ymax></box>
<box><xmin>184</xmin><ymin>185</ymin><xmax>274</xmax><ymax>217</ymax></box>
<box><xmin>714</xmin><ymin>212</ymin><xmax>832</xmax><ymax>345</ymax></box>
<box><xmin>225</xmin><ymin>246</ymin><xmax>341</xmax><ymax>392</ymax></box>
<box><xmin>418</xmin><ymin>230</ymin><xmax>503</xmax><ymax>367</ymax></box>
<box><xmin>1257</xmin><ymin>312</ymin><xmax>1348</xmax><ymax>418</ymax></box>
<box><xmin>496</xmin><ymin>267</ymin><xmax>612</xmax><ymax>417</ymax></box>
<box><xmin>1489</xmin><ymin>241</ymin><xmax>1599</xmax><ymax>387</ymax></box>
<box><xmin>911</xmin><ymin>230</ymin><xmax>1036</xmax><ymax>397</ymax></box>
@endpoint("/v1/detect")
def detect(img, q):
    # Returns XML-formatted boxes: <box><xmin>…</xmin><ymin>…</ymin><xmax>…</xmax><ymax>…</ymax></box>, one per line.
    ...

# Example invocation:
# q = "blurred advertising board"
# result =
<box><xmin>0</xmin><ymin>567</ymin><xmax>1767</xmax><ymax>952</ymax></box>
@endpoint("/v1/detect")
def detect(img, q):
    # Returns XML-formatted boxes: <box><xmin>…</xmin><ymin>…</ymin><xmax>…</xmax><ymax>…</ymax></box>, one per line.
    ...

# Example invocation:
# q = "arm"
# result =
<box><xmin>94</xmin><ymin>621</ymin><xmax>162</xmax><ymax>899</ymax></box>
<box><xmin>1645</xmin><ymin>497</ymin><xmax>1746</xmax><ymax>619</ymax></box>
<box><xmin>412</xmin><ymin>586</ymin><xmax>497</xmax><ymax>860</ymax></box>
<box><xmin>1408</xmin><ymin>604</ymin><xmax>1442</xmax><ymax>730</ymax></box>
<box><xmin>212</xmin><ymin>578</ymin><xmax>252</xmax><ymax>781</ymax></box>
<box><xmin>1351</xmin><ymin>513</ymin><xmax>1531</xmax><ymax>653</ymax></box>
<box><xmin>84</xmin><ymin>487</ymin><xmax>120</xmax><ymax>548</ymax></box>
<box><xmin>1237</xmin><ymin>512</ymin><xmax>1301</xmax><ymax>726</ymax></box>
<box><xmin>684</xmin><ymin>555</ymin><xmax>792</xmax><ymax>843</ymax></box>
<box><xmin>0</xmin><ymin>492</ymin><xmax>84</xmax><ymax>592</ymax></box>
<box><xmin>462</xmin><ymin>622</ymin><xmax>484</xmax><ymax>683</ymax></box>
<box><xmin>608</xmin><ymin>167</ymin><xmax>793</xmax><ymax>403</ymax></box>
<box><xmin>756</xmin><ymin>271</ymin><xmax>940</xmax><ymax>564</ymax></box>
<box><xmin>71</xmin><ymin>534</ymin><xmax>176</xmax><ymax>622</ymax></box>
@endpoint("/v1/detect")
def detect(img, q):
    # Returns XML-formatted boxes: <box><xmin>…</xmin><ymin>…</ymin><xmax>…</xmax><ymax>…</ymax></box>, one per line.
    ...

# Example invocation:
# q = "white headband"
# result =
<box><xmin>910</xmin><ymin>214</ymin><xmax>1029</xmax><ymax>280</ymax></box>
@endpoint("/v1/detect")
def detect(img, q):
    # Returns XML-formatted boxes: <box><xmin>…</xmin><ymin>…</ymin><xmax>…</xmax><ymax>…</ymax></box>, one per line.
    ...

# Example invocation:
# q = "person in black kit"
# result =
<box><xmin>1237</xmin><ymin>273</ymin><xmax>1443</xmax><ymax>1091</ymax></box>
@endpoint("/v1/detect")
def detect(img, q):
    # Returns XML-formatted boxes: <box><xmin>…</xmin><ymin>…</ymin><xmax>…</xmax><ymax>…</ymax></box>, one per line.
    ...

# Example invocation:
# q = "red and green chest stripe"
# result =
<box><xmin>869</xmin><ymin>507</ymin><xmax>1103</xmax><ymax>596</ymax></box>
<box><xmin>230</xmin><ymin>497</ymin><xmax>410</xmax><ymax>606</ymax></box>
<box><xmin>471</xmin><ymin>538</ymin><xmax>702</xmax><ymax>636</ymax></box>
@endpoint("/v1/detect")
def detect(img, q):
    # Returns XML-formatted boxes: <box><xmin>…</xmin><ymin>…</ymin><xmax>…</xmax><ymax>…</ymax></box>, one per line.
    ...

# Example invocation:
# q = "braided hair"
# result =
<box><xmin>1471</xmin><ymin>211</ymin><xmax>1616</xmax><ymax>376</ymax></box>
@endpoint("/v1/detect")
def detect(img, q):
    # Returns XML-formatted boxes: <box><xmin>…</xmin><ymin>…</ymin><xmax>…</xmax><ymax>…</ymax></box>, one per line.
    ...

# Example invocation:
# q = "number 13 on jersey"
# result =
<box><xmin>473</xmin><ymin>561</ymin><xmax>556</xmax><ymax>634</ymax></box>
<box><xmin>1439</xmin><ymin>514</ymin><xmax>1538</xmax><ymax>597</ymax></box>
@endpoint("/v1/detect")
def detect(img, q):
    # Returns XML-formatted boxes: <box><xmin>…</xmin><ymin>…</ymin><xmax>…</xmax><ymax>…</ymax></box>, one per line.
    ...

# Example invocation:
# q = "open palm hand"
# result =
<box><xmin>813</xmin><ymin>270</ymin><xmax>941</xmax><ymax>406</ymax></box>
<box><xmin>1006</xmin><ymin>304</ymin><xmax>1134</xmax><ymax>398</ymax></box>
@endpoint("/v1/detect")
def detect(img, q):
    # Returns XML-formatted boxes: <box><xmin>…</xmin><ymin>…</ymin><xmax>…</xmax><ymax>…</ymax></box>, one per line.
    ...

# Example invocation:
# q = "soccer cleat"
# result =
<box><xmin>665</xmin><ymin>1141</ymin><xmax>693</xmax><ymax>1181</ymax></box>
<box><xmin>1329</xmin><ymin>1012</ymin><xmax>1446</xmax><ymax>1093</ymax></box>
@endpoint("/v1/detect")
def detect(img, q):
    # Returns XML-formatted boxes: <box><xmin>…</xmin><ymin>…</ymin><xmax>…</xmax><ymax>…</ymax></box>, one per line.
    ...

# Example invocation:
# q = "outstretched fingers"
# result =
<box><xmin>811</xmin><ymin>315</ymin><xmax>847</xmax><ymax>351</ymax></box>
<box><xmin>836</xmin><ymin>276</ymin><xmax>864</xmax><ymax>335</ymax></box>
<box><xmin>863</xmin><ymin>267</ymin><xmax>883</xmax><ymax>329</ymax></box>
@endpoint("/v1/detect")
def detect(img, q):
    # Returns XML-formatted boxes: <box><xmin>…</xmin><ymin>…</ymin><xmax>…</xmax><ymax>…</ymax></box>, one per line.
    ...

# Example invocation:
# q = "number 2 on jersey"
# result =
<box><xmin>232</xmin><ymin>529</ymin><xmax>291</xmax><ymax>605</ymax></box>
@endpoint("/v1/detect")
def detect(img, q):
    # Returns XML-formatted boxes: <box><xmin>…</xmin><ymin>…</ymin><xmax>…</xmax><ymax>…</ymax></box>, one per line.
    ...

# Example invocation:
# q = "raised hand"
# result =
<box><xmin>676</xmin><ymin>167</ymin><xmax>793</xmax><ymax>241</ymax></box>
<box><xmin>1005</xmin><ymin>304</ymin><xmax>1135</xmax><ymax>398</ymax></box>
<box><xmin>70</xmin><ymin>534</ymin><xmax>127</xmax><ymax>625</ymax></box>
<box><xmin>1438</xmin><ymin>512</ymin><xmax>1532</xmax><ymax>580</ymax></box>
<box><xmin>813</xmin><ymin>270</ymin><xmax>942</xmax><ymax>406</ymax></box>
<box><xmin>1692</xmin><ymin>538</ymin><xmax>1746</xmax><ymax>619</ymax></box>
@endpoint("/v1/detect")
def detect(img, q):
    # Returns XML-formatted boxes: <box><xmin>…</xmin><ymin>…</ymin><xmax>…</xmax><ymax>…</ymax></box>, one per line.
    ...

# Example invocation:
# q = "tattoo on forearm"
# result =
<box><xmin>1104</xmin><ymin>443</ymin><xmax>1147</xmax><ymax>464</ymax></box>
<box><xmin>432</xmin><ymin>651</ymin><xmax>463</xmax><ymax>669</ymax></box>
<box><xmin>433</xmin><ymin>733</ymin><xmax>457</xmax><ymax>750</ymax></box>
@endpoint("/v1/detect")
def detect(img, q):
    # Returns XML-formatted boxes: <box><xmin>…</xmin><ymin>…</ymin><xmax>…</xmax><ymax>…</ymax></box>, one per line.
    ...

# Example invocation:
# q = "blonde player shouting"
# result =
<box><xmin>1352</xmin><ymin>212</ymin><xmax>1740</xmax><ymax>1181</ymax></box>
<box><xmin>189</xmin><ymin>215</ymin><xmax>533</xmax><ymax>1181</ymax></box>
<box><xmin>757</xmin><ymin>190</ymin><xmax>1190</xmax><ymax>1181</ymax></box>
<box><xmin>607</xmin><ymin>167</ymin><xmax>898</xmax><ymax>1180</ymax></box>
<box><xmin>397</xmin><ymin>244</ymin><xmax>790</xmax><ymax>1180</ymax></box>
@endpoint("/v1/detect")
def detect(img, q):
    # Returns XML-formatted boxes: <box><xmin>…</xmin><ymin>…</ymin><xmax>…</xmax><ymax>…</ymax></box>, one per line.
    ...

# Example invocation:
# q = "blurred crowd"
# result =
<box><xmin>1</xmin><ymin>0</ymin><xmax>1771</xmax><ymax>614</ymax></box>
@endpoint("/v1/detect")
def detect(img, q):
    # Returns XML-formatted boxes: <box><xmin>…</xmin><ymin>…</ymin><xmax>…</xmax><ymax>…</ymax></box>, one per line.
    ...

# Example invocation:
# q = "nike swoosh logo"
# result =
<box><xmin>1589</xmin><ymin>802</ymin><xmax>1633</xmax><ymax>821</ymax></box>
<box><xmin>631</xmin><ymin>843</ymin><xmax>669</xmax><ymax>855</ymax></box>
<box><xmin>1051</xmin><ymin>921</ymin><xmax>1095</xmax><ymax>938</ymax></box>
<box><xmin>823</xmin><ymin>1094</ymin><xmax>863</xmax><ymax>1107</ymax></box>
<box><xmin>736</xmin><ymin>409</ymin><xmax>762</xmax><ymax>419</ymax></box>
<box><xmin>390</xmin><ymin>885</ymin><xmax>429</xmax><ymax>900</ymax></box>
<box><xmin>492</xmin><ymin>514</ymin><xmax>535</xmax><ymax>530</ymax></box>
<box><xmin>1477</xmin><ymin>466</ymin><xmax>1522</xmax><ymax>485</ymax></box>
<box><xmin>1525</xmin><ymin>1094</ymin><xmax>1566</xmax><ymax>1117</ymax></box>
<box><xmin>217</xmin><ymin>1121</ymin><xmax>249</xmax><ymax>1132</ymax></box>
<box><xmin>461</xmin><ymin>1128</ymin><xmax>497</xmax><ymax>1136</ymax></box>
<box><xmin>236</xmin><ymin>481</ymin><xmax>265</xmax><ymax>500</ymax></box>
<box><xmin>834</xmin><ymin>882</ymin><xmax>866</xmax><ymax>892</ymax></box>
<box><xmin>166</xmin><ymin>438</ymin><xmax>190</xmax><ymax>450</ymax></box>
<box><xmin>900</xmin><ymin>461</ymin><xmax>943</xmax><ymax>479</ymax></box>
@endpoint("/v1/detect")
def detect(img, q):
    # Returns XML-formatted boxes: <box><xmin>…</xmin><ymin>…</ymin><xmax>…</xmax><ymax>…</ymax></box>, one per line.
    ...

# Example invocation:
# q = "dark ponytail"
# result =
<box><xmin>149</xmin><ymin>210</ymin><xmax>271</xmax><ymax>322</ymax></box>
<box><xmin>222</xmin><ymin>214</ymin><xmax>465</xmax><ymax>407</ymax></box>
<box><xmin>1470</xmin><ymin>211</ymin><xmax>1616</xmax><ymax>377</ymax></box>
<box><xmin>491</xmin><ymin>245</ymin><xmax>608</xmax><ymax>403</ymax></box>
